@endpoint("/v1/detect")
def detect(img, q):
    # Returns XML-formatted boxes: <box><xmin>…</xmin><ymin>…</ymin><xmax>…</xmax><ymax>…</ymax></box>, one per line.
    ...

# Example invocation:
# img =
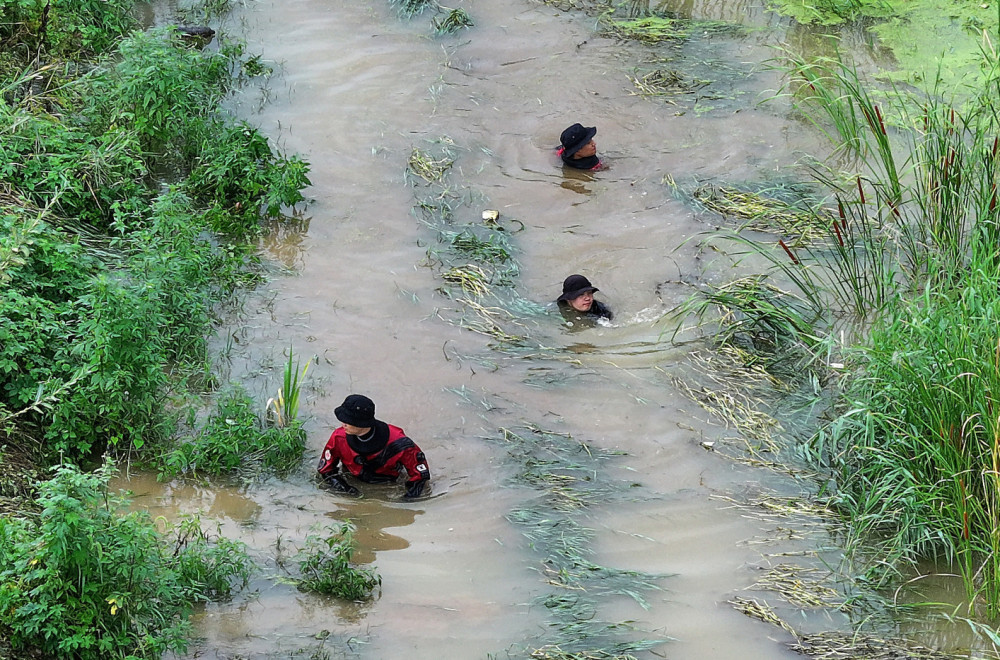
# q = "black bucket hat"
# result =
<box><xmin>560</xmin><ymin>123</ymin><xmax>597</xmax><ymax>157</ymax></box>
<box><xmin>335</xmin><ymin>394</ymin><xmax>377</xmax><ymax>427</ymax></box>
<box><xmin>558</xmin><ymin>274</ymin><xmax>599</xmax><ymax>302</ymax></box>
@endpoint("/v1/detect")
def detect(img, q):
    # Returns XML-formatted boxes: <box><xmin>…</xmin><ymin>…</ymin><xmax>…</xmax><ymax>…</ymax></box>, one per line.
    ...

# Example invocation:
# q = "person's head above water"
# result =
<box><xmin>335</xmin><ymin>394</ymin><xmax>377</xmax><ymax>434</ymax></box>
<box><xmin>557</xmin><ymin>274</ymin><xmax>600</xmax><ymax>312</ymax></box>
<box><xmin>559</xmin><ymin>123</ymin><xmax>601</xmax><ymax>170</ymax></box>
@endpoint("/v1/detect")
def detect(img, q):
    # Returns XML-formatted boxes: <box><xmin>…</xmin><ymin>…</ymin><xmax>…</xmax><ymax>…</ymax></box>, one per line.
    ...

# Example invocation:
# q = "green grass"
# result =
<box><xmin>677</xmin><ymin>51</ymin><xmax>1000</xmax><ymax>613</ymax></box>
<box><xmin>160</xmin><ymin>384</ymin><xmax>306</xmax><ymax>479</ymax></box>
<box><xmin>433</xmin><ymin>8</ymin><xmax>474</xmax><ymax>35</ymax></box>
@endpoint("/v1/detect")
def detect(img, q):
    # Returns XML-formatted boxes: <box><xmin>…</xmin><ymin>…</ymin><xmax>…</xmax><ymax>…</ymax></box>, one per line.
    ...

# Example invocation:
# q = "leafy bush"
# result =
<box><xmin>0</xmin><ymin>462</ymin><xmax>253</xmax><ymax>659</ymax></box>
<box><xmin>295</xmin><ymin>523</ymin><xmax>381</xmax><ymax>600</ymax></box>
<box><xmin>184</xmin><ymin>121</ymin><xmax>311</xmax><ymax>235</ymax></box>
<box><xmin>160</xmin><ymin>385</ymin><xmax>306</xmax><ymax>478</ymax></box>
<box><xmin>86</xmin><ymin>28</ymin><xmax>233</xmax><ymax>153</ymax></box>
<box><xmin>0</xmin><ymin>0</ymin><xmax>136</xmax><ymax>57</ymax></box>
<box><xmin>0</xmin><ymin>107</ymin><xmax>150</xmax><ymax>229</ymax></box>
<box><xmin>0</xmin><ymin>0</ymin><xmax>312</xmax><ymax>462</ymax></box>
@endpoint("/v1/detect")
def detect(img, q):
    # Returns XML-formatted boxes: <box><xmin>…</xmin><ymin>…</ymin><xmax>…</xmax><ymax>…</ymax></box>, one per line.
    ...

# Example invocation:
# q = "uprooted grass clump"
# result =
<box><xmin>628</xmin><ymin>68</ymin><xmax>708</xmax><ymax>99</ymax></box>
<box><xmin>407</xmin><ymin>147</ymin><xmax>454</xmax><ymax>182</ymax></box>
<box><xmin>389</xmin><ymin>0</ymin><xmax>438</xmax><ymax>17</ymax></box>
<box><xmin>689</xmin><ymin>183</ymin><xmax>834</xmax><ymax>245</ymax></box>
<box><xmin>602</xmin><ymin>16</ymin><xmax>689</xmax><ymax>43</ymax></box>
<box><xmin>433</xmin><ymin>7</ymin><xmax>475</xmax><ymax>34</ymax></box>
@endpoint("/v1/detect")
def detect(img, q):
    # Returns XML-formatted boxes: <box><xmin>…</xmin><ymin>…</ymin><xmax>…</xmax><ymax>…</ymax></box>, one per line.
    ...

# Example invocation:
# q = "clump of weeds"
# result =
<box><xmin>629</xmin><ymin>68</ymin><xmax>708</xmax><ymax>99</ymax></box>
<box><xmin>433</xmin><ymin>7</ymin><xmax>474</xmax><ymax>34</ymax></box>
<box><xmin>293</xmin><ymin>523</ymin><xmax>381</xmax><ymax>601</ymax></box>
<box><xmin>407</xmin><ymin>146</ymin><xmax>454</xmax><ymax>182</ymax></box>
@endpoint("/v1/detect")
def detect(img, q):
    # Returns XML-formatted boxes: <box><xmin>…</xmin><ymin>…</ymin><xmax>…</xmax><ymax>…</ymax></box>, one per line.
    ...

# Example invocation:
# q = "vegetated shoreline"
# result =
<box><xmin>0</xmin><ymin>0</ymin><xmax>315</xmax><ymax>657</ymax></box>
<box><xmin>670</xmin><ymin>42</ymin><xmax>1000</xmax><ymax>659</ymax></box>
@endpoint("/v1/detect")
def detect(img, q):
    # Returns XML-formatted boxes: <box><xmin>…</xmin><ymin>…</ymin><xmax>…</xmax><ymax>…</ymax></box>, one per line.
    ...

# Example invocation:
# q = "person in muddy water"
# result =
<box><xmin>317</xmin><ymin>394</ymin><xmax>430</xmax><ymax>499</ymax></box>
<box><xmin>558</xmin><ymin>123</ymin><xmax>603</xmax><ymax>171</ymax></box>
<box><xmin>557</xmin><ymin>274</ymin><xmax>613</xmax><ymax>325</ymax></box>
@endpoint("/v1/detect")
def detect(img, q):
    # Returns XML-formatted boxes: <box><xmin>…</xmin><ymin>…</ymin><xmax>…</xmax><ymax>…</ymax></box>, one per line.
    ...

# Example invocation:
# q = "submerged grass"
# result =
<box><xmin>407</xmin><ymin>138</ymin><xmax>547</xmax><ymax>348</ymax></box>
<box><xmin>433</xmin><ymin>8</ymin><xmax>475</xmax><ymax>34</ymax></box>
<box><xmin>628</xmin><ymin>69</ymin><xmax>707</xmax><ymax>99</ymax></box>
<box><xmin>444</xmin><ymin>385</ymin><xmax>669</xmax><ymax>656</ymax></box>
<box><xmin>495</xmin><ymin>425</ymin><xmax>668</xmax><ymax>654</ymax></box>
<box><xmin>602</xmin><ymin>16</ymin><xmax>689</xmax><ymax>43</ymax></box>
<box><xmin>691</xmin><ymin>184</ymin><xmax>834</xmax><ymax>246</ymax></box>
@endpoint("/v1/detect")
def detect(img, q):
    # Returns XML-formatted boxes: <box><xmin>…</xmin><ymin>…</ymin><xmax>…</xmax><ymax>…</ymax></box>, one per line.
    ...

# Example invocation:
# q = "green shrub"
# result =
<box><xmin>0</xmin><ymin>0</ymin><xmax>136</xmax><ymax>57</ymax></box>
<box><xmin>0</xmin><ymin>108</ymin><xmax>150</xmax><ymax>229</ymax></box>
<box><xmin>0</xmin><ymin>462</ymin><xmax>252</xmax><ymax>659</ymax></box>
<box><xmin>184</xmin><ymin>121</ymin><xmax>311</xmax><ymax>235</ymax></box>
<box><xmin>295</xmin><ymin>523</ymin><xmax>381</xmax><ymax>600</ymax></box>
<box><xmin>161</xmin><ymin>385</ymin><xmax>306</xmax><ymax>478</ymax></box>
<box><xmin>86</xmin><ymin>28</ymin><xmax>233</xmax><ymax>153</ymax></box>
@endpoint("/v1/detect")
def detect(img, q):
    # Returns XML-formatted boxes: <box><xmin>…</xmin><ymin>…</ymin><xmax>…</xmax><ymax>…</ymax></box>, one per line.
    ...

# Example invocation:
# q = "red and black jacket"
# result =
<box><xmin>317</xmin><ymin>421</ymin><xmax>430</xmax><ymax>486</ymax></box>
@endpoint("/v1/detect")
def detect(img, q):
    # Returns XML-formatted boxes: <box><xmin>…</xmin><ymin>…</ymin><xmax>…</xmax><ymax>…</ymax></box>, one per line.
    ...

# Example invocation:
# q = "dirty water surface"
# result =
<box><xmin>118</xmin><ymin>0</ymin><xmax>992</xmax><ymax>658</ymax></box>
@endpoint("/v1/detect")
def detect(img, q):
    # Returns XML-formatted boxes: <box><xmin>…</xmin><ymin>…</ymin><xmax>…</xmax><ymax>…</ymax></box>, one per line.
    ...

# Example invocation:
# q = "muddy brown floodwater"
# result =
<box><xmin>120</xmin><ymin>0</ymin><xmax>980</xmax><ymax>659</ymax></box>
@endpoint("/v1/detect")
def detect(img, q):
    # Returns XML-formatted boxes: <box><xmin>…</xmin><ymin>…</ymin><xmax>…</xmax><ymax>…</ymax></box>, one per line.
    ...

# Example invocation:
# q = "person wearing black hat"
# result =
<box><xmin>557</xmin><ymin>274</ymin><xmax>613</xmax><ymax>323</ymax></box>
<box><xmin>317</xmin><ymin>394</ymin><xmax>431</xmax><ymax>499</ymax></box>
<box><xmin>558</xmin><ymin>123</ymin><xmax>602</xmax><ymax>171</ymax></box>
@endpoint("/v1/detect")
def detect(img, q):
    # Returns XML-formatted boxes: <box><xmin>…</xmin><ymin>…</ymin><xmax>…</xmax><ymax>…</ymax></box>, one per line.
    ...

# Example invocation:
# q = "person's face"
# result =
<box><xmin>343</xmin><ymin>423</ymin><xmax>371</xmax><ymax>436</ymax></box>
<box><xmin>569</xmin><ymin>291</ymin><xmax>594</xmax><ymax>312</ymax></box>
<box><xmin>574</xmin><ymin>139</ymin><xmax>597</xmax><ymax>159</ymax></box>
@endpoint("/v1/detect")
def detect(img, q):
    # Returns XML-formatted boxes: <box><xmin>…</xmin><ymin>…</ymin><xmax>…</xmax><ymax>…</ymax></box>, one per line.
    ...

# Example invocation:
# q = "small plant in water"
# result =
<box><xmin>389</xmin><ymin>0</ymin><xmax>438</xmax><ymax>18</ymax></box>
<box><xmin>161</xmin><ymin>384</ymin><xmax>305</xmax><ymax>478</ymax></box>
<box><xmin>295</xmin><ymin>523</ymin><xmax>381</xmax><ymax>600</ymax></box>
<box><xmin>267</xmin><ymin>345</ymin><xmax>312</xmax><ymax>427</ymax></box>
<box><xmin>433</xmin><ymin>8</ymin><xmax>474</xmax><ymax>35</ymax></box>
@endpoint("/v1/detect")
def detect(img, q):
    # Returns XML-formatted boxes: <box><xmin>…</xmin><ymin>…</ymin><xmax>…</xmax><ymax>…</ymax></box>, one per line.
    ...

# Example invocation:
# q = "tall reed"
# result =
<box><xmin>777</xmin><ymin>53</ymin><xmax>1000</xmax><ymax>611</ymax></box>
<box><xmin>683</xmin><ymin>51</ymin><xmax>1000</xmax><ymax>611</ymax></box>
<box><xmin>267</xmin><ymin>346</ymin><xmax>310</xmax><ymax>428</ymax></box>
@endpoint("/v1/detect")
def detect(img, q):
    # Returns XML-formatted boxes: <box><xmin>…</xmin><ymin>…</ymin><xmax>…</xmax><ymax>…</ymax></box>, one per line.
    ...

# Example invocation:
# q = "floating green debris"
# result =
<box><xmin>441</xmin><ymin>264</ymin><xmax>491</xmax><ymax>296</ymax></box>
<box><xmin>691</xmin><ymin>184</ymin><xmax>832</xmax><ymax>245</ymax></box>
<box><xmin>602</xmin><ymin>16</ymin><xmax>688</xmax><ymax>43</ymax></box>
<box><xmin>790</xmin><ymin>631</ymin><xmax>957</xmax><ymax>659</ymax></box>
<box><xmin>446</xmin><ymin>229</ymin><xmax>514</xmax><ymax>265</ymax></box>
<box><xmin>389</xmin><ymin>0</ymin><xmax>437</xmax><ymax>18</ymax></box>
<box><xmin>628</xmin><ymin>68</ymin><xmax>708</xmax><ymax>98</ymax></box>
<box><xmin>407</xmin><ymin>147</ymin><xmax>454</xmax><ymax>182</ymax></box>
<box><xmin>747</xmin><ymin>564</ymin><xmax>843</xmax><ymax>609</ymax></box>
<box><xmin>433</xmin><ymin>7</ymin><xmax>474</xmax><ymax>34</ymax></box>
<box><xmin>729</xmin><ymin>596</ymin><xmax>797</xmax><ymax>635</ymax></box>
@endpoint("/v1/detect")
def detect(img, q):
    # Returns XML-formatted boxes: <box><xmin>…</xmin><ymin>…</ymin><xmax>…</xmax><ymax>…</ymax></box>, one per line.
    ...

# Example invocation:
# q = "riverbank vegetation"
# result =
<box><xmin>675</xmin><ymin>47</ymin><xmax>1000</xmax><ymax>622</ymax></box>
<box><xmin>0</xmin><ymin>462</ymin><xmax>253</xmax><ymax>659</ymax></box>
<box><xmin>1</xmin><ymin>2</ymin><xmax>310</xmax><ymax>467</ymax></box>
<box><xmin>1</xmin><ymin>0</ymin><xmax>317</xmax><ymax>655</ymax></box>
